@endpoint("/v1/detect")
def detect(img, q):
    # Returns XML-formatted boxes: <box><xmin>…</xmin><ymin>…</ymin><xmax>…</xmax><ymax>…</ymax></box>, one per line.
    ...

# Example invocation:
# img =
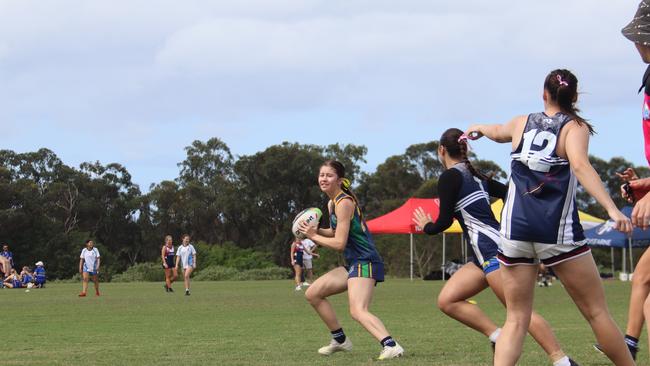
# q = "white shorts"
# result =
<box><xmin>303</xmin><ymin>258</ymin><xmax>313</xmax><ymax>270</ymax></box>
<box><xmin>497</xmin><ymin>238</ymin><xmax>591</xmax><ymax>267</ymax></box>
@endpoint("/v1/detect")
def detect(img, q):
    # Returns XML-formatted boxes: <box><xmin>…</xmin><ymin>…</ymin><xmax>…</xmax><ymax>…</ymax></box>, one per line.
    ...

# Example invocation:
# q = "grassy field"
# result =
<box><xmin>1</xmin><ymin>279</ymin><xmax>645</xmax><ymax>366</ymax></box>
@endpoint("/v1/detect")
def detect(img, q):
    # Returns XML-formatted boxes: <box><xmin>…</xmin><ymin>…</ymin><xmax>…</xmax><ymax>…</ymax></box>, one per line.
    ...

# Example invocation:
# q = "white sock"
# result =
<box><xmin>488</xmin><ymin>328</ymin><xmax>501</xmax><ymax>343</ymax></box>
<box><xmin>553</xmin><ymin>356</ymin><xmax>570</xmax><ymax>366</ymax></box>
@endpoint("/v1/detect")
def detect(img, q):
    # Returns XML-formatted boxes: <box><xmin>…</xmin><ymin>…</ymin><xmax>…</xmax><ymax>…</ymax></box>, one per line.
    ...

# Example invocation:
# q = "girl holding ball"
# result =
<box><xmin>298</xmin><ymin>160</ymin><xmax>404</xmax><ymax>360</ymax></box>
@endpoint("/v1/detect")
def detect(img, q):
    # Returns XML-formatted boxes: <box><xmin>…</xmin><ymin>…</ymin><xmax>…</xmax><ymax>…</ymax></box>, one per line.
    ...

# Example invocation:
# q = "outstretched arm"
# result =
<box><xmin>565</xmin><ymin>123</ymin><xmax>632</xmax><ymax>233</ymax></box>
<box><xmin>412</xmin><ymin>169</ymin><xmax>462</xmax><ymax>235</ymax></box>
<box><xmin>466</xmin><ymin>116</ymin><xmax>526</xmax><ymax>143</ymax></box>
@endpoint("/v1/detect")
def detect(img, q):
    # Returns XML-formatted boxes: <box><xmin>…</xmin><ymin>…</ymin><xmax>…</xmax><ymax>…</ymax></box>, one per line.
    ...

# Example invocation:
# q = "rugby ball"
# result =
<box><xmin>292</xmin><ymin>208</ymin><xmax>322</xmax><ymax>239</ymax></box>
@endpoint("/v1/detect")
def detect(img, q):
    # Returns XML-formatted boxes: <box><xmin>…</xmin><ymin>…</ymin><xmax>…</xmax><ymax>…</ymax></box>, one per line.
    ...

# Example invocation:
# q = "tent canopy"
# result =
<box><xmin>584</xmin><ymin>206</ymin><xmax>650</xmax><ymax>248</ymax></box>
<box><xmin>366</xmin><ymin>198</ymin><xmax>440</xmax><ymax>234</ymax></box>
<box><xmin>368</xmin><ymin>198</ymin><xmax>606</xmax><ymax>235</ymax></box>
<box><xmin>444</xmin><ymin>200</ymin><xmax>605</xmax><ymax>233</ymax></box>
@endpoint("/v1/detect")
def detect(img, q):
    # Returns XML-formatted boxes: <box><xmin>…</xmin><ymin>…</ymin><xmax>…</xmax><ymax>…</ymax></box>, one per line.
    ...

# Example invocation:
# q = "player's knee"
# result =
<box><xmin>632</xmin><ymin>268</ymin><xmax>650</xmax><ymax>288</ymax></box>
<box><xmin>505</xmin><ymin>310</ymin><xmax>532</xmax><ymax>328</ymax></box>
<box><xmin>437</xmin><ymin>293</ymin><xmax>453</xmax><ymax>314</ymax></box>
<box><xmin>304</xmin><ymin>287</ymin><xmax>320</xmax><ymax>305</ymax></box>
<box><xmin>579</xmin><ymin>302</ymin><xmax>609</xmax><ymax>323</ymax></box>
<box><xmin>349</xmin><ymin>305</ymin><xmax>368</xmax><ymax>322</ymax></box>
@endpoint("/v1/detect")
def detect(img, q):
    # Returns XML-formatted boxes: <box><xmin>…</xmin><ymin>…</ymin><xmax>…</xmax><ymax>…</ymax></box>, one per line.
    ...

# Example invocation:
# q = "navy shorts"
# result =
<box><xmin>293</xmin><ymin>252</ymin><xmax>304</xmax><ymax>266</ymax></box>
<box><xmin>162</xmin><ymin>256</ymin><xmax>175</xmax><ymax>269</ymax></box>
<box><xmin>471</xmin><ymin>256</ymin><xmax>500</xmax><ymax>275</ymax></box>
<box><xmin>347</xmin><ymin>261</ymin><xmax>384</xmax><ymax>283</ymax></box>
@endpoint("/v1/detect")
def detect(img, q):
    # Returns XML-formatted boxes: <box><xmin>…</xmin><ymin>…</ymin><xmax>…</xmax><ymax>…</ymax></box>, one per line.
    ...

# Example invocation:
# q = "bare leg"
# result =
<box><xmin>293</xmin><ymin>264</ymin><xmax>302</xmax><ymax>286</ymax></box>
<box><xmin>184</xmin><ymin>267</ymin><xmax>193</xmax><ymax>290</ymax></box>
<box><xmin>437</xmin><ymin>263</ymin><xmax>496</xmax><ymax>337</ymax></box>
<box><xmin>171</xmin><ymin>268</ymin><xmax>178</xmax><ymax>283</ymax></box>
<box><xmin>627</xmin><ymin>248</ymin><xmax>650</xmax><ymax>338</ymax></box>
<box><xmin>494</xmin><ymin>264</ymin><xmax>538</xmax><ymax>366</ymax></box>
<box><xmin>644</xmin><ymin>295</ymin><xmax>650</xmax><ymax>352</ymax></box>
<box><xmin>552</xmin><ymin>254</ymin><xmax>635</xmax><ymax>366</ymax></box>
<box><xmin>93</xmin><ymin>274</ymin><xmax>100</xmax><ymax>294</ymax></box>
<box><xmin>306</xmin><ymin>269</ymin><xmax>314</xmax><ymax>283</ymax></box>
<box><xmin>347</xmin><ymin>277</ymin><xmax>391</xmax><ymax>341</ymax></box>
<box><xmin>304</xmin><ymin>267</ymin><xmax>348</xmax><ymax>331</ymax></box>
<box><xmin>0</xmin><ymin>257</ymin><xmax>10</xmax><ymax>277</ymax></box>
<box><xmin>488</xmin><ymin>268</ymin><xmax>566</xmax><ymax>362</ymax></box>
<box><xmin>82</xmin><ymin>272</ymin><xmax>89</xmax><ymax>294</ymax></box>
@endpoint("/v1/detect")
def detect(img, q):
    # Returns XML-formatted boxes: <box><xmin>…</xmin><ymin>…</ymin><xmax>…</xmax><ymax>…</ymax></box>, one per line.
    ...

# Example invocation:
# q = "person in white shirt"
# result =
<box><xmin>301</xmin><ymin>238</ymin><xmax>319</xmax><ymax>286</ymax></box>
<box><xmin>78</xmin><ymin>240</ymin><xmax>100</xmax><ymax>297</ymax></box>
<box><xmin>175</xmin><ymin>234</ymin><xmax>197</xmax><ymax>296</ymax></box>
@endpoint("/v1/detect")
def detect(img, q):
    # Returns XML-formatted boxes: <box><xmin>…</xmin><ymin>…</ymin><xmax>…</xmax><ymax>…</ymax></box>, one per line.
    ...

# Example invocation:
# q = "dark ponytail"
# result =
<box><xmin>544</xmin><ymin>69</ymin><xmax>595</xmax><ymax>135</ymax></box>
<box><xmin>322</xmin><ymin>159</ymin><xmax>364</xmax><ymax>219</ymax></box>
<box><xmin>440</xmin><ymin>128</ymin><xmax>492</xmax><ymax>181</ymax></box>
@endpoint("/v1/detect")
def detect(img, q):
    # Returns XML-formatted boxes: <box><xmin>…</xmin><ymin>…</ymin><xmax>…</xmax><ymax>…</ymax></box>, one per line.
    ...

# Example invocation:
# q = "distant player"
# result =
<box><xmin>161</xmin><ymin>235</ymin><xmax>177</xmax><ymax>293</ymax></box>
<box><xmin>412</xmin><ymin>128</ymin><xmax>577</xmax><ymax>366</ymax></box>
<box><xmin>302</xmin><ymin>238</ymin><xmax>318</xmax><ymax>286</ymax></box>
<box><xmin>298</xmin><ymin>160</ymin><xmax>404</xmax><ymax>360</ymax></box>
<box><xmin>20</xmin><ymin>266</ymin><xmax>33</xmax><ymax>287</ymax></box>
<box><xmin>466</xmin><ymin>69</ymin><xmax>633</xmax><ymax>366</ymax></box>
<box><xmin>3</xmin><ymin>269</ymin><xmax>21</xmax><ymax>288</ymax></box>
<box><xmin>33</xmin><ymin>261</ymin><xmax>46</xmax><ymax>288</ymax></box>
<box><xmin>175</xmin><ymin>234</ymin><xmax>196</xmax><ymax>296</ymax></box>
<box><xmin>79</xmin><ymin>239</ymin><xmax>101</xmax><ymax>297</ymax></box>
<box><xmin>0</xmin><ymin>256</ymin><xmax>11</xmax><ymax>278</ymax></box>
<box><xmin>290</xmin><ymin>237</ymin><xmax>304</xmax><ymax>291</ymax></box>
<box><xmin>1</xmin><ymin>244</ymin><xmax>14</xmax><ymax>276</ymax></box>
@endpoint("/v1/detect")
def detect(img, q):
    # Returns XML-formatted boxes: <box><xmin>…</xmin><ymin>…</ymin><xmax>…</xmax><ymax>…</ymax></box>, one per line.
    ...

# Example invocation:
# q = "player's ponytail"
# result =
<box><xmin>440</xmin><ymin>128</ymin><xmax>491</xmax><ymax>181</ymax></box>
<box><xmin>322</xmin><ymin>160</ymin><xmax>363</xmax><ymax>219</ymax></box>
<box><xmin>544</xmin><ymin>69</ymin><xmax>595</xmax><ymax>135</ymax></box>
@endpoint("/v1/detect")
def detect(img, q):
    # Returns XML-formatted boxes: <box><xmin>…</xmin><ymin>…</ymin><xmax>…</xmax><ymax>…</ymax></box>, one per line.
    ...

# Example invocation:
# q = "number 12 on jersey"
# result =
<box><xmin>519</xmin><ymin>128</ymin><xmax>557</xmax><ymax>173</ymax></box>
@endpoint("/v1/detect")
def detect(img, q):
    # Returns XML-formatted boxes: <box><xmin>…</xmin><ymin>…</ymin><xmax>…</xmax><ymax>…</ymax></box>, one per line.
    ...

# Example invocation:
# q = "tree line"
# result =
<box><xmin>0</xmin><ymin>138</ymin><xmax>646</xmax><ymax>279</ymax></box>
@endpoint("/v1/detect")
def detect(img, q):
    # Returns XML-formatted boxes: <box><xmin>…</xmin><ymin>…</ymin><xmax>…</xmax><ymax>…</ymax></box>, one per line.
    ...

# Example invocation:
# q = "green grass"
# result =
<box><xmin>2</xmin><ymin>279</ymin><xmax>646</xmax><ymax>365</ymax></box>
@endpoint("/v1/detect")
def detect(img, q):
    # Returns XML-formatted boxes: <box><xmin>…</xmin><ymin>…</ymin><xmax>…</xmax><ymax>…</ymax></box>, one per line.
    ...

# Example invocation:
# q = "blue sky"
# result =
<box><xmin>0</xmin><ymin>0</ymin><xmax>647</xmax><ymax>189</ymax></box>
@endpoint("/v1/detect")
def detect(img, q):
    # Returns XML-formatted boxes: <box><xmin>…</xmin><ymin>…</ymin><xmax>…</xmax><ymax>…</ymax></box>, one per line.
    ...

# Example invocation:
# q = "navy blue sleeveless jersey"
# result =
<box><xmin>330</xmin><ymin>192</ymin><xmax>383</xmax><ymax>264</ymax></box>
<box><xmin>451</xmin><ymin>164</ymin><xmax>501</xmax><ymax>264</ymax></box>
<box><xmin>501</xmin><ymin>112</ymin><xmax>585</xmax><ymax>244</ymax></box>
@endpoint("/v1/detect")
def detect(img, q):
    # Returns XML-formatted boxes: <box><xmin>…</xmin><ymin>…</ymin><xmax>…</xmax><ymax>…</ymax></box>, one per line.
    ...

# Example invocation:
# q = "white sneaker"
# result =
<box><xmin>302</xmin><ymin>281</ymin><xmax>310</xmax><ymax>287</ymax></box>
<box><xmin>318</xmin><ymin>338</ymin><xmax>353</xmax><ymax>355</ymax></box>
<box><xmin>378</xmin><ymin>343</ymin><xmax>404</xmax><ymax>360</ymax></box>
<box><xmin>295</xmin><ymin>285</ymin><xmax>302</xmax><ymax>291</ymax></box>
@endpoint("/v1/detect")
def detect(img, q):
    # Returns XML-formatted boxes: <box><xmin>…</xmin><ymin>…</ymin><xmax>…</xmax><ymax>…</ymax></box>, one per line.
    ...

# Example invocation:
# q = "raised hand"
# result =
<box><xmin>412</xmin><ymin>206</ymin><xmax>433</xmax><ymax>229</ymax></box>
<box><xmin>616</xmin><ymin>168</ymin><xmax>639</xmax><ymax>182</ymax></box>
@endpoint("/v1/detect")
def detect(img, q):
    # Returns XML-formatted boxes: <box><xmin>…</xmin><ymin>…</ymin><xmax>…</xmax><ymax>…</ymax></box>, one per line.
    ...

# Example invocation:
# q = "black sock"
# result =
<box><xmin>380</xmin><ymin>336</ymin><xmax>396</xmax><ymax>348</ymax></box>
<box><xmin>331</xmin><ymin>328</ymin><xmax>346</xmax><ymax>344</ymax></box>
<box><xmin>625</xmin><ymin>334</ymin><xmax>639</xmax><ymax>349</ymax></box>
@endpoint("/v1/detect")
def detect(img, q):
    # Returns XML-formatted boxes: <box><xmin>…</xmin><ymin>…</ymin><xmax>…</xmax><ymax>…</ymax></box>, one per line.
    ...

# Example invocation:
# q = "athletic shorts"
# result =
<box><xmin>497</xmin><ymin>238</ymin><xmax>591</xmax><ymax>267</ymax></box>
<box><xmin>472</xmin><ymin>256</ymin><xmax>500</xmax><ymax>275</ymax></box>
<box><xmin>303</xmin><ymin>258</ymin><xmax>313</xmax><ymax>270</ymax></box>
<box><xmin>162</xmin><ymin>256</ymin><xmax>175</xmax><ymax>269</ymax></box>
<box><xmin>293</xmin><ymin>252</ymin><xmax>304</xmax><ymax>267</ymax></box>
<box><xmin>347</xmin><ymin>261</ymin><xmax>384</xmax><ymax>283</ymax></box>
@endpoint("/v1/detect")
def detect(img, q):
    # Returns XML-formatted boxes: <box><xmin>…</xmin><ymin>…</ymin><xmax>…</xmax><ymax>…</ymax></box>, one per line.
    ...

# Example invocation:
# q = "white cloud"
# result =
<box><xmin>0</xmin><ymin>0</ymin><xmax>646</xmax><ymax>187</ymax></box>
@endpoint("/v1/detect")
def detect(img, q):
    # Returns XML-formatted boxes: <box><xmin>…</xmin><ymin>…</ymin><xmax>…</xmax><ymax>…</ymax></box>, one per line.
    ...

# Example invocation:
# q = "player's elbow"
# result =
<box><xmin>570</xmin><ymin>161</ymin><xmax>592</xmax><ymax>177</ymax></box>
<box><xmin>332</xmin><ymin>240</ymin><xmax>346</xmax><ymax>251</ymax></box>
